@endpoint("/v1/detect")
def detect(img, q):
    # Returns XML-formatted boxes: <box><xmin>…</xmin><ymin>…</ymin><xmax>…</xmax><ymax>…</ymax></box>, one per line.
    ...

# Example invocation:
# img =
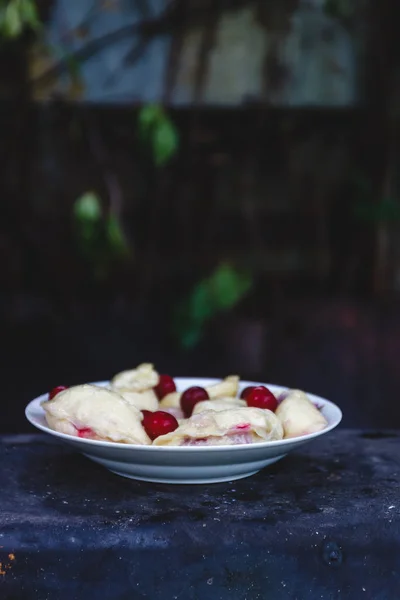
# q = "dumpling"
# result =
<box><xmin>275</xmin><ymin>390</ymin><xmax>328</xmax><ymax>438</ymax></box>
<box><xmin>206</xmin><ymin>375</ymin><xmax>239</xmax><ymax>399</ymax></box>
<box><xmin>153</xmin><ymin>407</ymin><xmax>283</xmax><ymax>446</ymax></box>
<box><xmin>158</xmin><ymin>391</ymin><xmax>181</xmax><ymax>409</ymax></box>
<box><xmin>192</xmin><ymin>397</ymin><xmax>246</xmax><ymax>415</ymax></box>
<box><xmin>159</xmin><ymin>375</ymin><xmax>239</xmax><ymax>409</ymax></box>
<box><xmin>111</xmin><ymin>363</ymin><xmax>159</xmax><ymax>391</ymax></box>
<box><xmin>111</xmin><ymin>363</ymin><xmax>159</xmax><ymax>411</ymax></box>
<box><xmin>42</xmin><ymin>384</ymin><xmax>151</xmax><ymax>445</ymax></box>
<box><xmin>116</xmin><ymin>389</ymin><xmax>158</xmax><ymax>412</ymax></box>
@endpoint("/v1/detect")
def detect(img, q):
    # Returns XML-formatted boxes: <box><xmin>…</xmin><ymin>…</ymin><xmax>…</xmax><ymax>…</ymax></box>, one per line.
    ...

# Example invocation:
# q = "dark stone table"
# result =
<box><xmin>0</xmin><ymin>431</ymin><xmax>399</xmax><ymax>600</ymax></box>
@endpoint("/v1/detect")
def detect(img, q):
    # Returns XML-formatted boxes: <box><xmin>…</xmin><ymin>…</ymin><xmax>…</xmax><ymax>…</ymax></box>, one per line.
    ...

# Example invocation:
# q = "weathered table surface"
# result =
<box><xmin>0</xmin><ymin>430</ymin><xmax>399</xmax><ymax>600</ymax></box>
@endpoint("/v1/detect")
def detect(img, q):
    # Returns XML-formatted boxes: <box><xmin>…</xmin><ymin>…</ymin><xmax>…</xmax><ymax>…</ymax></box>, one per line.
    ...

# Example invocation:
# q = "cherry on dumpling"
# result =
<box><xmin>180</xmin><ymin>386</ymin><xmax>209</xmax><ymax>417</ymax></box>
<box><xmin>142</xmin><ymin>410</ymin><xmax>179</xmax><ymax>441</ymax></box>
<box><xmin>154</xmin><ymin>374</ymin><xmax>176</xmax><ymax>399</ymax></box>
<box><xmin>240</xmin><ymin>386</ymin><xmax>254</xmax><ymax>400</ymax></box>
<box><xmin>49</xmin><ymin>386</ymin><xmax>68</xmax><ymax>400</ymax></box>
<box><xmin>245</xmin><ymin>386</ymin><xmax>278</xmax><ymax>412</ymax></box>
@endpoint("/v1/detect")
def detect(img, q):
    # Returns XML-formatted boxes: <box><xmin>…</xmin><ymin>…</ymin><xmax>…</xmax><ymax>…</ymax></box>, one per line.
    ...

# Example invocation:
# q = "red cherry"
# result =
<box><xmin>154</xmin><ymin>374</ymin><xmax>176</xmax><ymax>400</ymax></box>
<box><xmin>142</xmin><ymin>410</ymin><xmax>179</xmax><ymax>441</ymax></box>
<box><xmin>240</xmin><ymin>386</ymin><xmax>254</xmax><ymax>400</ymax></box>
<box><xmin>49</xmin><ymin>386</ymin><xmax>68</xmax><ymax>400</ymax></box>
<box><xmin>246</xmin><ymin>386</ymin><xmax>278</xmax><ymax>412</ymax></box>
<box><xmin>141</xmin><ymin>410</ymin><xmax>153</xmax><ymax>418</ymax></box>
<box><xmin>180</xmin><ymin>386</ymin><xmax>209</xmax><ymax>417</ymax></box>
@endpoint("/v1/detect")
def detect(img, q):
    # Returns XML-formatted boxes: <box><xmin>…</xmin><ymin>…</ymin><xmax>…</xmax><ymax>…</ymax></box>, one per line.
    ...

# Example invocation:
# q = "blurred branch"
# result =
<box><xmin>29</xmin><ymin>0</ymin><xmax>253</xmax><ymax>89</ymax></box>
<box><xmin>31</xmin><ymin>19</ymin><xmax>157</xmax><ymax>88</ymax></box>
<box><xmin>100</xmin><ymin>1</ymin><xmax>153</xmax><ymax>85</ymax></box>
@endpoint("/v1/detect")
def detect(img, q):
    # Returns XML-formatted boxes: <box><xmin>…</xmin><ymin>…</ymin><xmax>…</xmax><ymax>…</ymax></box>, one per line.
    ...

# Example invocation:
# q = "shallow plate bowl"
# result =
<box><xmin>25</xmin><ymin>378</ymin><xmax>342</xmax><ymax>484</ymax></box>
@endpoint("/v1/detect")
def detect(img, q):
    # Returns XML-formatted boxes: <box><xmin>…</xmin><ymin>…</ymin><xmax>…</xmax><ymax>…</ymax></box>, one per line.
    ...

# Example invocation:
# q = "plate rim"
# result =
<box><xmin>25</xmin><ymin>378</ymin><xmax>343</xmax><ymax>453</ymax></box>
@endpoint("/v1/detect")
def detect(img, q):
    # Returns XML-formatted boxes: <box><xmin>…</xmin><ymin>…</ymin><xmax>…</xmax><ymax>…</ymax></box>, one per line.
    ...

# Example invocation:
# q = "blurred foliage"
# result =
<box><xmin>0</xmin><ymin>0</ymin><xmax>40</xmax><ymax>38</ymax></box>
<box><xmin>72</xmin><ymin>106</ymin><xmax>180</xmax><ymax>282</ymax></box>
<box><xmin>324</xmin><ymin>0</ymin><xmax>355</xmax><ymax>19</ymax></box>
<box><xmin>73</xmin><ymin>192</ymin><xmax>131</xmax><ymax>280</ymax></box>
<box><xmin>74</xmin><ymin>191</ymin><xmax>102</xmax><ymax>223</ymax></box>
<box><xmin>138</xmin><ymin>104</ymin><xmax>179</xmax><ymax>167</ymax></box>
<box><xmin>2</xmin><ymin>0</ymin><xmax>249</xmax><ymax>347</ymax></box>
<box><xmin>71</xmin><ymin>106</ymin><xmax>179</xmax><ymax>282</ymax></box>
<box><xmin>50</xmin><ymin>42</ymin><xmax>85</xmax><ymax>98</ymax></box>
<box><xmin>173</xmin><ymin>263</ymin><xmax>253</xmax><ymax>348</ymax></box>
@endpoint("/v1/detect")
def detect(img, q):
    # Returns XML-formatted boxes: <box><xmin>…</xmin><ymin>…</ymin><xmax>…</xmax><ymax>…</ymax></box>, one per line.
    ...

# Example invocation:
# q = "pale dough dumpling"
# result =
<box><xmin>153</xmin><ymin>407</ymin><xmax>283</xmax><ymax>446</ymax></box>
<box><xmin>111</xmin><ymin>363</ymin><xmax>159</xmax><ymax>391</ymax></box>
<box><xmin>42</xmin><ymin>384</ymin><xmax>151</xmax><ymax>444</ymax></box>
<box><xmin>207</xmin><ymin>375</ymin><xmax>239</xmax><ymax>399</ymax></box>
<box><xmin>192</xmin><ymin>397</ymin><xmax>246</xmax><ymax>415</ymax></box>
<box><xmin>275</xmin><ymin>390</ymin><xmax>328</xmax><ymax>438</ymax></box>
<box><xmin>111</xmin><ymin>363</ymin><xmax>159</xmax><ymax>411</ymax></box>
<box><xmin>159</xmin><ymin>375</ymin><xmax>240</xmax><ymax>409</ymax></box>
<box><xmin>117</xmin><ymin>389</ymin><xmax>158</xmax><ymax>412</ymax></box>
<box><xmin>158</xmin><ymin>391</ymin><xmax>181</xmax><ymax>409</ymax></box>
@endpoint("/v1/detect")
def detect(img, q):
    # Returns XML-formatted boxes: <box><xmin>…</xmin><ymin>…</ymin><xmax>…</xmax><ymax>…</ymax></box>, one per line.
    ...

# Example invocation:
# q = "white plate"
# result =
<box><xmin>25</xmin><ymin>378</ymin><xmax>342</xmax><ymax>484</ymax></box>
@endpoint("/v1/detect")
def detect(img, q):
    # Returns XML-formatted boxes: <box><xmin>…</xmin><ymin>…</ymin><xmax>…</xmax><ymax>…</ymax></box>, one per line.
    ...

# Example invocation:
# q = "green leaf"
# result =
<box><xmin>138</xmin><ymin>104</ymin><xmax>163</xmax><ymax>138</ymax></box>
<box><xmin>210</xmin><ymin>263</ymin><xmax>253</xmax><ymax>310</ymax></box>
<box><xmin>75</xmin><ymin>222</ymin><xmax>99</xmax><ymax>247</ymax></box>
<box><xmin>106</xmin><ymin>214</ymin><xmax>131</xmax><ymax>258</ymax></box>
<box><xmin>0</xmin><ymin>0</ymin><xmax>41</xmax><ymax>37</ymax></box>
<box><xmin>179</xmin><ymin>323</ymin><xmax>204</xmax><ymax>349</ymax></box>
<box><xmin>188</xmin><ymin>281</ymin><xmax>214</xmax><ymax>323</ymax></box>
<box><xmin>172</xmin><ymin>301</ymin><xmax>205</xmax><ymax>349</ymax></box>
<box><xmin>73</xmin><ymin>192</ymin><xmax>132</xmax><ymax>281</ymax></box>
<box><xmin>3</xmin><ymin>1</ymin><xmax>22</xmax><ymax>38</ymax></box>
<box><xmin>20</xmin><ymin>0</ymin><xmax>40</xmax><ymax>30</ymax></box>
<box><xmin>152</xmin><ymin>119</ymin><xmax>179</xmax><ymax>166</ymax></box>
<box><xmin>173</xmin><ymin>263</ymin><xmax>253</xmax><ymax>349</ymax></box>
<box><xmin>138</xmin><ymin>104</ymin><xmax>179</xmax><ymax>166</ymax></box>
<box><xmin>73</xmin><ymin>192</ymin><xmax>102</xmax><ymax>223</ymax></box>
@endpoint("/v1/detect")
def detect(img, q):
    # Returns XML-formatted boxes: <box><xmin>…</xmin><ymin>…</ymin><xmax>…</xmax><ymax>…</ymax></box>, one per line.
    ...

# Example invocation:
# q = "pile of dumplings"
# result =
<box><xmin>42</xmin><ymin>364</ymin><xmax>328</xmax><ymax>446</ymax></box>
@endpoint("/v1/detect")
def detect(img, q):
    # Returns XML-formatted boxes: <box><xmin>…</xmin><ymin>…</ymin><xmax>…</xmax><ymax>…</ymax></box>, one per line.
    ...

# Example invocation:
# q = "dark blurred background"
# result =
<box><xmin>0</xmin><ymin>0</ymin><xmax>399</xmax><ymax>432</ymax></box>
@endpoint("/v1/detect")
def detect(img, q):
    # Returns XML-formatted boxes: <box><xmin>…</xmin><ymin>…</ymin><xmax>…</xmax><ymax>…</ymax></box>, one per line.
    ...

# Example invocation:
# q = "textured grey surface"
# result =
<box><xmin>0</xmin><ymin>430</ymin><xmax>399</xmax><ymax>599</ymax></box>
